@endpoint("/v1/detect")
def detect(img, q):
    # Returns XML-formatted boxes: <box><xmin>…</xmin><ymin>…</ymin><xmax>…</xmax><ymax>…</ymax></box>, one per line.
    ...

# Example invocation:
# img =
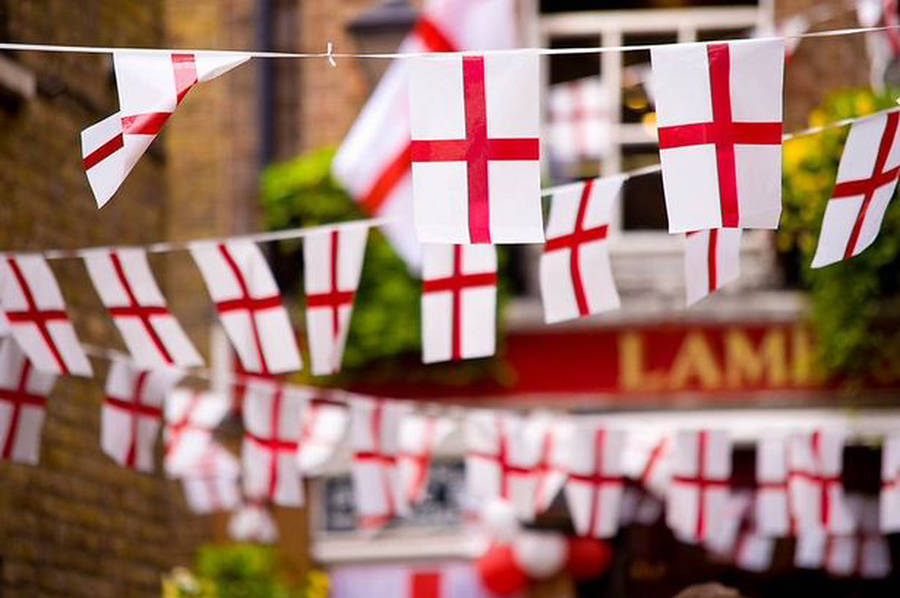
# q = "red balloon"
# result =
<box><xmin>476</xmin><ymin>543</ymin><xmax>530</xmax><ymax>596</ymax></box>
<box><xmin>565</xmin><ymin>537</ymin><xmax>613</xmax><ymax>581</ymax></box>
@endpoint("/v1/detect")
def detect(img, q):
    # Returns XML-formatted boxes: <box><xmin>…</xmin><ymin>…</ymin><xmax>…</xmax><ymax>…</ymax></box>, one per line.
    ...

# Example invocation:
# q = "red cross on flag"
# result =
<box><xmin>350</xmin><ymin>397</ymin><xmax>410</xmax><ymax>531</ymax></box>
<box><xmin>409</xmin><ymin>52</ymin><xmax>543</xmax><ymax>244</ymax></box>
<box><xmin>811</xmin><ymin>109</ymin><xmax>900</xmax><ymax>268</ymax></box>
<box><xmin>422</xmin><ymin>244</ymin><xmax>497</xmax><ymax>363</ymax></box>
<box><xmin>180</xmin><ymin>442</ymin><xmax>241</xmax><ymax>514</ymax></box>
<box><xmin>242</xmin><ymin>380</ymin><xmax>310</xmax><ymax>507</ymax></box>
<box><xmin>787</xmin><ymin>429</ymin><xmax>856</xmax><ymax>535</ymax></box>
<box><xmin>296</xmin><ymin>399</ymin><xmax>349</xmax><ymax>475</ymax></box>
<box><xmin>101</xmin><ymin>358</ymin><xmax>182</xmax><ymax>472</ymax></box>
<box><xmin>683</xmin><ymin>229</ymin><xmax>741</xmax><ymax>306</ymax></box>
<box><xmin>0</xmin><ymin>338</ymin><xmax>56</xmax><ymax>465</ymax></box>
<box><xmin>623</xmin><ymin>434</ymin><xmax>673</xmax><ymax>499</ymax></box>
<box><xmin>0</xmin><ymin>254</ymin><xmax>92</xmax><ymax>377</ymax></box>
<box><xmin>190</xmin><ymin>240</ymin><xmax>302</xmax><ymax>375</ymax></box>
<box><xmin>228</xmin><ymin>502</ymin><xmax>279</xmax><ymax>544</ymax></box>
<box><xmin>332</xmin><ymin>0</ymin><xmax>517</xmax><ymax>266</ymax></box>
<box><xmin>754</xmin><ymin>434</ymin><xmax>790</xmax><ymax>537</ymax></box>
<box><xmin>331</xmin><ymin>564</ymin><xmax>494</xmax><ymax>598</ymax></box>
<box><xmin>540</xmin><ymin>176</ymin><xmax>623</xmax><ymax>323</ymax></box>
<box><xmin>532</xmin><ymin>416</ymin><xmax>568</xmax><ymax>514</ymax></box>
<box><xmin>547</xmin><ymin>77</ymin><xmax>612</xmax><ymax>164</ymax></box>
<box><xmin>704</xmin><ymin>491</ymin><xmax>776</xmax><ymax>573</ymax></box>
<box><xmin>879</xmin><ymin>433</ymin><xmax>900</xmax><ymax>532</ymax></box>
<box><xmin>667</xmin><ymin>429</ymin><xmax>732</xmax><ymax>543</ymax></box>
<box><xmin>163</xmin><ymin>388</ymin><xmax>231</xmax><ymax>477</ymax></box>
<box><xmin>81</xmin><ymin>51</ymin><xmax>250</xmax><ymax>208</ymax></box>
<box><xmin>651</xmin><ymin>39</ymin><xmax>785</xmax><ymax>233</ymax></box>
<box><xmin>395</xmin><ymin>413</ymin><xmax>456</xmax><ymax>516</ymax></box>
<box><xmin>563</xmin><ymin>423</ymin><xmax>626</xmax><ymax>539</ymax></box>
<box><xmin>303</xmin><ymin>226</ymin><xmax>368</xmax><ymax>376</ymax></box>
<box><xmin>83</xmin><ymin>248</ymin><xmax>202</xmax><ymax>369</ymax></box>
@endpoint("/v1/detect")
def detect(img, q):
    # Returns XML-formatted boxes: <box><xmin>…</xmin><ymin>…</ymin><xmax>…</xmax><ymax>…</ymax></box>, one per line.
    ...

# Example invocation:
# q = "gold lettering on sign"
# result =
<box><xmin>619</xmin><ymin>332</ymin><xmax>665</xmax><ymax>392</ymax></box>
<box><xmin>791</xmin><ymin>324</ymin><xmax>820</xmax><ymax>386</ymax></box>
<box><xmin>724</xmin><ymin>328</ymin><xmax>788</xmax><ymax>388</ymax></box>
<box><xmin>669</xmin><ymin>331</ymin><xmax>722</xmax><ymax>389</ymax></box>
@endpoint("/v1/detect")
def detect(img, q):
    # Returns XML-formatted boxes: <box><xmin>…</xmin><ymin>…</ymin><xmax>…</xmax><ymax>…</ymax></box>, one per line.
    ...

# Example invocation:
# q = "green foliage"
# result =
<box><xmin>193</xmin><ymin>544</ymin><xmax>302</xmax><ymax>598</ymax></box>
<box><xmin>779</xmin><ymin>89</ymin><xmax>900</xmax><ymax>379</ymax></box>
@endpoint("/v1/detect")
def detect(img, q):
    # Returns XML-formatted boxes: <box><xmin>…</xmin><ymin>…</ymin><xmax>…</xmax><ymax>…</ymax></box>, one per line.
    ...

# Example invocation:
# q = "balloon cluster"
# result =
<box><xmin>475</xmin><ymin>499</ymin><xmax>613</xmax><ymax>596</ymax></box>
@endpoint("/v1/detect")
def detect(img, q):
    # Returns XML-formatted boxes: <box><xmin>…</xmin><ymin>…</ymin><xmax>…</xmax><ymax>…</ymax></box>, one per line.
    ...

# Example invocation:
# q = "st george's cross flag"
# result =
<box><xmin>754</xmin><ymin>434</ymin><xmax>790</xmax><ymax>537</ymax></box>
<box><xmin>229</xmin><ymin>502</ymin><xmax>279</xmax><ymax>544</ymax></box>
<box><xmin>190</xmin><ymin>240</ymin><xmax>302</xmax><ymax>375</ymax></box>
<box><xmin>880</xmin><ymin>433</ymin><xmax>900</xmax><ymax>532</ymax></box>
<box><xmin>332</xmin><ymin>0</ymin><xmax>517</xmax><ymax>266</ymax></box>
<box><xmin>624</xmin><ymin>434</ymin><xmax>673</xmax><ymax>500</ymax></box>
<box><xmin>0</xmin><ymin>254</ymin><xmax>92</xmax><ymax>376</ymax></box>
<box><xmin>296</xmin><ymin>399</ymin><xmax>349</xmax><ymax>475</ymax></box>
<box><xmin>667</xmin><ymin>429</ymin><xmax>732</xmax><ymax>544</ymax></box>
<box><xmin>409</xmin><ymin>51</ymin><xmax>543</xmax><ymax>244</ymax></box>
<box><xmin>562</xmin><ymin>423</ymin><xmax>626</xmax><ymax>539</ymax></box>
<box><xmin>704</xmin><ymin>492</ymin><xmax>776</xmax><ymax>573</ymax></box>
<box><xmin>81</xmin><ymin>52</ymin><xmax>250</xmax><ymax>208</ymax></box>
<box><xmin>547</xmin><ymin>77</ymin><xmax>613</xmax><ymax>164</ymax></box>
<box><xmin>541</xmin><ymin>176</ymin><xmax>622</xmax><ymax>323</ymax></box>
<box><xmin>303</xmin><ymin>225</ymin><xmax>368</xmax><ymax>376</ymax></box>
<box><xmin>83</xmin><ymin>247</ymin><xmax>203</xmax><ymax>369</ymax></box>
<box><xmin>531</xmin><ymin>415</ymin><xmax>569</xmax><ymax>514</ymax></box>
<box><xmin>180</xmin><ymin>442</ymin><xmax>241</xmax><ymax>514</ymax></box>
<box><xmin>811</xmin><ymin>109</ymin><xmax>900</xmax><ymax>268</ymax></box>
<box><xmin>421</xmin><ymin>244</ymin><xmax>497</xmax><ymax>363</ymax></box>
<box><xmin>164</xmin><ymin>388</ymin><xmax>231</xmax><ymax>476</ymax></box>
<box><xmin>787</xmin><ymin>429</ymin><xmax>856</xmax><ymax>536</ymax></box>
<box><xmin>651</xmin><ymin>39</ymin><xmax>785</xmax><ymax>232</ymax></box>
<box><xmin>683</xmin><ymin>229</ymin><xmax>741</xmax><ymax>306</ymax></box>
<box><xmin>242</xmin><ymin>380</ymin><xmax>310</xmax><ymax>507</ymax></box>
<box><xmin>101</xmin><ymin>358</ymin><xmax>182</xmax><ymax>472</ymax></box>
<box><xmin>0</xmin><ymin>337</ymin><xmax>56</xmax><ymax>464</ymax></box>
<box><xmin>395</xmin><ymin>413</ymin><xmax>456</xmax><ymax>516</ymax></box>
<box><xmin>331</xmin><ymin>564</ymin><xmax>497</xmax><ymax>598</ymax></box>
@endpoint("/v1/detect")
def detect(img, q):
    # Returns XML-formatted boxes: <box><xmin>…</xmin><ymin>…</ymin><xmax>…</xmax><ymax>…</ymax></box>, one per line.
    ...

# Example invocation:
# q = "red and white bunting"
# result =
<box><xmin>296</xmin><ymin>399</ymin><xmax>349</xmax><ymax>475</ymax></box>
<box><xmin>562</xmin><ymin>423</ymin><xmax>626</xmax><ymax>539</ymax></box>
<box><xmin>540</xmin><ymin>177</ymin><xmax>622</xmax><ymax>323</ymax></box>
<box><xmin>332</xmin><ymin>0</ymin><xmax>516</xmax><ymax>265</ymax></box>
<box><xmin>190</xmin><ymin>240</ymin><xmax>302</xmax><ymax>375</ymax></box>
<box><xmin>350</xmin><ymin>397</ymin><xmax>409</xmax><ymax>531</ymax></box>
<box><xmin>465</xmin><ymin>410</ymin><xmax>547</xmax><ymax>521</ymax></box>
<box><xmin>811</xmin><ymin>109</ymin><xmax>900</xmax><ymax>268</ymax></box>
<box><xmin>421</xmin><ymin>244</ymin><xmax>497</xmax><ymax>363</ymax></box>
<box><xmin>623</xmin><ymin>434</ymin><xmax>673</xmax><ymax>499</ymax></box>
<box><xmin>409</xmin><ymin>51</ymin><xmax>543</xmax><ymax>244</ymax></box>
<box><xmin>787</xmin><ymin>429</ymin><xmax>856</xmax><ymax>535</ymax></box>
<box><xmin>228</xmin><ymin>502</ymin><xmax>279</xmax><ymax>544</ymax></box>
<box><xmin>330</xmin><ymin>563</ymin><xmax>495</xmax><ymax>598</ymax></box>
<box><xmin>242</xmin><ymin>380</ymin><xmax>310</xmax><ymax>507</ymax></box>
<box><xmin>395</xmin><ymin>413</ymin><xmax>456</xmax><ymax>516</ymax></box>
<box><xmin>303</xmin><ymin>226</ymin><xmax>368</xmax><ymax>376</ymax></box>
<box><xmin>547</xmin><ymin>77</ymin><xmax>613</xmax><ymax>163</ymax></box>
<box><xmin>666</xmin><ymin>429</ymin><xmax>732</xmax><ymax>543</ymax></box>
<box><xmin>0</xmin><ymin>338</ymin><xmax>56</xmax><ymax>464</ymax></box>
<box><xmin>651</xmin><ymin>39</ymin><xmax>784</xmax><ymax>232</ymax></box>
<box><xmin>180</xmin><ymin>442</ymin><xmax>241</xmax><ymax>514</ymax></box>
<box><xmin>164</xmin><ymin>388</ymin><xmax>231</xmax><ymax>477</ymax></box>
<box><xmin>754</xmin><ymin>434</ymin><xmax>790</xmax><ymax>537</ymax></box>
<box><xmin>0</xmin><ymin>254</ymin><xmax>92</xmax><ymax>376</ymax></box>
<box><xmin>533</xmin><ymin>417</ymin><xmax>568</xmax><ymax>514</ymax></box>
<box><xmin>101</xmin><ymin>358</ymin><xmax>182</xmax><ymax>472</ymax></box>
<box><xmin>880</xmin><ymin>432</ymin><xmax>900</xmax><ymax>532</ymax></box>
<box><xmin>683</xmin><ymin>229</ymin><xmax>741</xmax><ymax>306</ymax></box>
<box><xmin>704</xmin><ymin>492</ymin><xmax>775</xmax><ymax>573</ymax></box>
<box><xmin>83</xmin><ymin>248</ymin><xmax>202</xmax><ymax>369</ymax></box>
<box><xmin>81</xmin><ymin>52</ymin><xmax>250</xmax><ymax>208</ymax></box>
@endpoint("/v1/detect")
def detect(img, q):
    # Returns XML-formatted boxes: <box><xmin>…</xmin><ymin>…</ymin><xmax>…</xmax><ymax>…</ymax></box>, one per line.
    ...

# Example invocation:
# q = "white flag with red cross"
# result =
<box><xmin>101</xmin><ymin>358</ymin><xmax>182</xmax><ymax>472</ymax></box>
<box><xmin>754</xmin><ymin>433</ymin><xmax>790</xmax><ymax>537</ymax></box>
<box><xmin>0</xmin><ymin>338</ymin><xmax>56</xmax><ymax>465</ymax></box>
<box><xmin>331</xmin><ymin>564</ymin><xmax>496</xmax><ymax>598</ymax></box>
<box><xmin>623</xmin><ymin>434</ymin><xmax>673</xmax><ymax>499</ymax></box>
<box><xmin>811</xmin><ymin>109</ymin><xmax>900</xmax><ymax>268</ymax></box>
<box><xmin>666</xmin><ymin>429</ymin><xmax>732</xmax><ymax>544</ymax></box>
<box><xmin>296</xmin><ymin>399</ymin><xmax>349</xmax><ymax>475</ymax></box>
<box><xmin>83</xmin><ymin>248</ymin><xmax>202</xmax><ymax>369</ymax></box>
<box><xmin>651</xmin><ymin>39</ymin><xmax>785</xmax><ymax>232</ymax></box>
<box><xmin>409</xmin><ymin>51</ymin><xmax>543</xmax><ymax>244</ymax></box>
<box><xmin>547</xmin><ymin>77</ymin><xmax>613</xmax><ymax>164</ymax></box>
<box><xmin>164</xmin><ymin>388</ymin><xmax>231</xmax><ymax>477</ymax></box>
<box><xmin>303</xmin><ymin>225</ymin><xmax>367</xmax><ymax>376</ymax></box>
<box><xmin>81</xmin><ymin>51</ymin><xmax>250</xmax><ymax>208</ymax></box>
<box><xmin>350</xmin><ymin>397</ymin><xmax>410</xmax><ymax>531</ymax></box>
<box><xmin>683</xmin><ymin>229</ymin><xmax>742</xmax><ymax>306</ymax></box>
<box><xmin>562</xmin><ymin>422</ymin><xmax>626</xmax><ymax>539</ymax></box>
<box><xmin>532</xmin><ymin>415</ymin><xmax>570</xmax><ymax>514</ymax></box>
<box><xmin>0</xmin><ymin>254</ymin><xmax>92</xmax><ymax>377</ymax></box>
<box><xmin>332</xmin><ymin>0</ymin><xmax>517</xmax><ymax>266</ymax></box>
<box><xmin>465</xmin><ymin>410</ymin><xmax>548</xmax><ymax>522</ymax></box>
<box><xmin>787</xmin><ymin>429</ymin><xmax>856</xmax><ymax>535</ymax></box>
<box><xmin>242</xmin><ymin>379</ymin><xmax>310</xmax><ymax>507</ymax></box>
<box><xmin>541</xmin><ymin>177</ymin><xmax>622</xmax><ymax>323</ymax></box>
<box><xmin>704</xmin><ymin>491</ymin><xmax>775</xmax><ymax>573</ymax></box>
<box><xmin>421</xmin><ymin>244</ymin><xmax>497</xmax><ymax>364</ymax></box>
<box><xmin>190</xmin><ymin>240</ymin><xmax>302</xmax><ymax>375</ymax></box>
<box><xmin>180</xmin><ymin>442</ymin><xmax>241</xmax><ymax>514</ymax></box>
<box><xmin>395</xmin><ymin>413</ymin><xmax>456</xmax><ymax>516</ymax></box>
<box><xmin>229</xmin><ymin>502</ymin><xmax>279</xmax><ymax>544</ymax></box>
<box><xmin>880</xmin><ymin>432</ymin><xmax>900</xmax><ymax>532</ymax></box>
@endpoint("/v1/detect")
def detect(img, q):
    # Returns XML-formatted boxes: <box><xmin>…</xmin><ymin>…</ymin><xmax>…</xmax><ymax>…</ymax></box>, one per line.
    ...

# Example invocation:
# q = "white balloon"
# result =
<box><xmin>512</xmin><ymin>530</ymin><xmax>568</xmax><ymax>579</ymax></box>
<box><xmin>480</xmin><ymin>497</ymin><xmax>520</xmax><ymax>543</ymax></box>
